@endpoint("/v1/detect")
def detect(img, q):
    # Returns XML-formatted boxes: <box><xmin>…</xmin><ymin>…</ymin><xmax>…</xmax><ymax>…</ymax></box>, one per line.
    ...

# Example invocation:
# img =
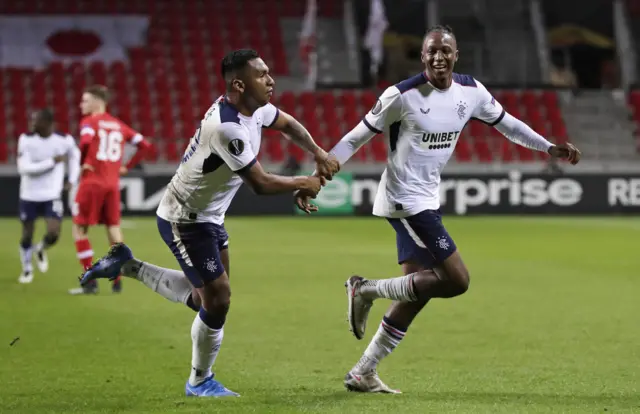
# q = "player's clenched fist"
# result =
<box><xmin>548</xmin><ymin>142</ymin><xmax>581</xmax><ymax>165</ymax></box>
<box><xmin>314</xmin><ymin>152</ymin><xmax>340</xmax><ymax>180</ymax></box>
<box><xmin>300</xmin><ymin>175</ymin><xmax>326</xmax><ymax>197</ymax></box>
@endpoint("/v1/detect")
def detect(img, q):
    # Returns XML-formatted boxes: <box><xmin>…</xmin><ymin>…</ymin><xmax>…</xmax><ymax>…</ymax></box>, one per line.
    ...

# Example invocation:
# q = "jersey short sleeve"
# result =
<box><xmin>208</xmin><ymin>122</ymin><xmax>257</xmax><ymax>173</ymax></box>
<box><xmin>17</xmin><ymin>134</ymin><xmax>27</xmax><ymax>157</ymax></box>
<box><xmin>119</xmin><ymin>122</ymin><xmax>143</xmax><ymax>144</ymax></box>
<box><xmin>363</xmin><ymin>86</ymin><xmax>402</xmax><ymax>133</ymax></box>
<box><xmin>79</xmin><ymin>118</ymin><xmax>96</xmax><ymax>138</ymax></box>
<box><xmin>471</xmin><ymin>79</ymin><xmax>506</xmax><ymax>126</ymax></box>
<box><xmin>259</xmin><ymin>103</ymin><xmax>280</xmax><ymax>128</ymax></box>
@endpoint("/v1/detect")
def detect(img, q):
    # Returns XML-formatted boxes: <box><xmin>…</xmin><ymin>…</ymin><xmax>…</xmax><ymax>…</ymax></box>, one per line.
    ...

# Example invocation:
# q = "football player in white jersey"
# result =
<box><xmin>77</xmin><ymin>49</ymin><xmax>340</xmax><ymax>397</ymax></box>
<box><xmin>17</xmin><ymin>109</ymin><xmax>81</xmax><ymax>284</ymax></box>
<box><xmin>296</xmin><ymin>25</ymin><xmax>582</xmax><ymax>393</ymax></box>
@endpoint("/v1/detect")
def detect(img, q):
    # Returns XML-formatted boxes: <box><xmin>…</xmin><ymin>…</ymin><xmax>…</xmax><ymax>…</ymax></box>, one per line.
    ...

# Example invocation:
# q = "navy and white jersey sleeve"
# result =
<box><xmin>471</xmin><ymin>79</ymin><xmax>505</xmax><ymax>126</ymax></box>
<box><xmin>259</xmin><ymin>103</ymin><xmax>280</xmax><ymax>128</ymax></box>
<box><xmin>209</xmin><ymin>123</ymin><xmax>257</xmax><ymax>173</ymax></box>
<box><xmin>363</xmin><ymin>86</ymin><xmax>403</xmax><ymax>133</ymax></box>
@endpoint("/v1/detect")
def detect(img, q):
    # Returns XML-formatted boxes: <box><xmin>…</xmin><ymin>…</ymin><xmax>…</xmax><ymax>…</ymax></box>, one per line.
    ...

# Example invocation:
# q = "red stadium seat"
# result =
<box><xmin>499</xmin><ymin>140</ymin><xmax>515</xmax><ymax>162</ymax></box>
<box><xmin>0</xmin><ymin>2</ymin><xmax>567</xmax><ymax>166</ymax></box>
<box><xmin>0</xmin><ymin>139</ymin><xmax>7</xmax><ymax>162</ymax></box>
<box><xmin>501</xmin><ymin>91</ymin><xmax>519</xmax><ymax>110</ymax></box>
<box><xmin>469</xmin><ymin>120</ymin><xmax>487</xmax><ymax>138</ymax></box>
<box><xmin>516</xmin><ymin>145</ymin><xmax>535</xmax><ymax>162</ymax></box>
<box><xmin>338</xmin><ymin>91</ymin><xmax>357</xmax><ymax>109</ymax></box>
<box><xmin>371</xmin><ymin>138</ymin><xmax>387</xmax><ymax>162</ymax></box>
<box><xmin>472</xmin><ymin>137</ymin><xmax>492</xmax><ymax>162</ymax></box>
<box><xmin>287</xmin><ymin>142</ymin><xmax>306</xmax><ymax>162</ymax></box>
<box><xmin>520</xmin><ymin>90</ymin><xmax>538</xmax><ymax>109</ymax></box>
<box><xmin>454</xmin><ymin>136</ymin><xmax>472</xmax><ymax>162</ymax></box>
<box><xmin>541</xmin><ymin>91</ymin><xmax>559</xmax><ymax>109</ymax></box>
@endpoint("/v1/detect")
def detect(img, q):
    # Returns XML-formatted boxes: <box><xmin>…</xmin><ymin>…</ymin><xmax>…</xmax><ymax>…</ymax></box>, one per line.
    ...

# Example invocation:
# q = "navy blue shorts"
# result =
<box><xmin>156</xmin><ymin>216</ymin><xmax>229</xmax><ymax>288</ymax></box>
<box><xmin>387</xmin><ymin>209</ymin><xmax>457</xmax><ymax>269</ymax></box>
<box><xmin>19</xmin><ymin>199</ymin><xmax>64</xmax><ymax>222</ymax></box>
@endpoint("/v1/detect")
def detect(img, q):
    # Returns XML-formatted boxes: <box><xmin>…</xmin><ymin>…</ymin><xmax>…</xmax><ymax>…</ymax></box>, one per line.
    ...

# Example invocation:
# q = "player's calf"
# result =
<box><xmin>34</xmin><ymin>232</ymin><xmax>59</xmax><ymax>274</ymax></box>
<box><xmin>355</xmin><ymin>254</ymin><xmax>470</xmax><ymax>303</ymax></box>
<box><xmin>188</xmin><ymin>275</ymin><xmax>231</xmax><ymax>390</ymax></box>
<box><xmin>431</xmin><ymin>251</ymin><xmax>470</xmax><ymax>298</ymax></box>
<box><xmin>119</xmin><ymin>259</ymin><xmax>199</xmax><ymax>310</ymax></box>
<box><xmin>18</xmin><ymin>231</ymin><xmax>34</xmax><ymax>283</ymax></box>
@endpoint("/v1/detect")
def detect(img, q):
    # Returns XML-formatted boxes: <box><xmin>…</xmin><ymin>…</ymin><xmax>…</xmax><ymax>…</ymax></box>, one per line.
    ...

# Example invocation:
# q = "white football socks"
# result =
<box><xmin>358</xmin><ymin>273</ymin><xmax>418</xmax><ymax>302</ymax></box>
<box><xmin>121</xmin><ymin>259</ymin><xmax>192</xmax><ymax>305</ymax></box>
<box><xmin>19</xmin><ymin>244</ymin><xmax>33</xmax><ymax>273</ymax></box>
<box><xmin>352</xmin><ymin>318</ymin><xmax>406</xmax><ymax>374</ymax></box>
<box><xmin>189</xmin><ymin>311</ymin><xmax>224</xmax><ymax>386</ymax></box>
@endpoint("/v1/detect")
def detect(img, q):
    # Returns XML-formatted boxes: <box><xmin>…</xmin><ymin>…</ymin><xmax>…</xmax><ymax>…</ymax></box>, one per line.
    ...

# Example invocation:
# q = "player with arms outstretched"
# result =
<box><xmin>68</xmin><ymin>85</ymin><xmax>152</xmax><ymax>295</ymax></box>
<box><xmin>296</xmin><ymin>25</ymin><xmax>582</xmax><ymax>393</ymax></box>
<box><xmin>17</xmin><ymin>109</ymin><xmax>80</xmax><ymax>284</ymax></box>
<box><xmin>77</xmin><ymin>49</ymin><xmax>340</xmax><ymax>397</ymax></box>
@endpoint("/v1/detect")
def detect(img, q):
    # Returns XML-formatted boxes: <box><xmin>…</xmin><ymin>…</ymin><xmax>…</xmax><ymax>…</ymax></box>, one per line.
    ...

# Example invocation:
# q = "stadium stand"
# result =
<box><xmin>0</xmin><ymin>0</ymin><xmax>567</xmax><ymax>164</ymax></box>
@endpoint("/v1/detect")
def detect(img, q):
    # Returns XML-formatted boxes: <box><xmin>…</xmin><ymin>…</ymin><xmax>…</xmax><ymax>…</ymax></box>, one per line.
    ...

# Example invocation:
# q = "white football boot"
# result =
<box><xmin>345</xmin><ymin>275</ymin><xmax>373</xmax><ymax>340</ymax></box>
<box><xmin>344</xmin><ymin>369</ymin><xmax>401</xmax><ymax>394</ymax></box>
<box><xmin>18</xmin><ymin>271</ymin><xmax>34</xmax><ymax>284</ymax></box>
<box><xmin>35</xmin><ymin>244</ymin><xmax>49</xmax><ymax>273</ymax></box>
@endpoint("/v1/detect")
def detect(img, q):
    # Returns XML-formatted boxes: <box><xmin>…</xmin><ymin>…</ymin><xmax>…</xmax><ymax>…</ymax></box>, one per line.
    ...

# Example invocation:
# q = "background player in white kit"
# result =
<box><xmin>78</xmin><ymin>49</ymin><xmax>340</xmax><ymax>397</ymax></box>
<box><xmin>296</xmin><ymin>25</ymin><xmax>582</xmax><ymax>393</ymax></box>
<box><xmin>17</xmin><ymin>109</ymin><xmax>80</xmax><ymax>283</ymax></box>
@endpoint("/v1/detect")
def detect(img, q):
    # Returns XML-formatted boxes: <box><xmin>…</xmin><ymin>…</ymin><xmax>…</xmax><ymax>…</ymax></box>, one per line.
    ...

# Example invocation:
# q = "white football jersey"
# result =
<box><xmin>364</xmin><ymin>72</ymin><xmax>505</xmax><ymax>218</ymax></box>
<box><xmin>156</xmin><ymin>97</ymin><xmax>279</xmax><ymax>224</ymax></box>
<box><xmin>17</xmin><ymin>132</ymin><xmax>80</xmax><ymax>202</ymax></box>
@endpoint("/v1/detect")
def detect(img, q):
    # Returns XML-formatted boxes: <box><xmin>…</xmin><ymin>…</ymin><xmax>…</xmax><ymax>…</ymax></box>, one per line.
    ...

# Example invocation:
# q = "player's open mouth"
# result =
<box><xmin>432</xmin><ymin>64</ymin><xmax>446</xmax><ymax>70</ymax></box>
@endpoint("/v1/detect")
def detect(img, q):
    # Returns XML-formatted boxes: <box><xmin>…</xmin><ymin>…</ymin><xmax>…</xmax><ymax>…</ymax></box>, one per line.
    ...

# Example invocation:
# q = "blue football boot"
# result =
<box><xmin>185</xmin><ymin>375</ymin><xmax>240</xmax><ymax>397</ymax></box>
<box><xmin>79</xmin><ymin>243</ymin><xmax>133</xmax><ymax>287</ymax></box>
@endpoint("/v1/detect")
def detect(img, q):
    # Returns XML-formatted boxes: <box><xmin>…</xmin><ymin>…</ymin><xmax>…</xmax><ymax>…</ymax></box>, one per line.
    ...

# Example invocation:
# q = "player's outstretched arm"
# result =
<box><xmin>211</xmin><ymin>122</ymin><xmax>325</xmax><ymax>195</ymax></box>
<box><xmin>239</xmin><ymin>160</ymin><xmax>325</xmax><ymax>196</ymax></box>
<box><xmin>494</xmin><ymin>113</ymin><xmax>581</xmax><ymax>165</ymax></box>
<box><xmin>472</xmin><ymin>79</ymin><xmax>581</xmax><ymax>165</ymax></box>
<box><xmin>294</xmin><ymin>86</ymin><xmax>402</xmax><ymax>214</ymax></box>
<box><xmin>293</xmin><ymin>121</ymin><xmax>378</xmax><ymax>214</ymax></box>
<box><xmin>267</xmin><ymin>110</ymin><xmax>340</xmax><ymax>179</ymax></box>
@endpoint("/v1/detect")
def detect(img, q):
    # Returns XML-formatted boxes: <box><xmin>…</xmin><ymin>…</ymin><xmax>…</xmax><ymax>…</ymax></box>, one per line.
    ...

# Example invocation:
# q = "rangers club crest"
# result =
<box><xmin>437</xmin><ymin>236</ymin><xmax>450</xmax><ymax>250</ymax></box>
<box><xmin>455</xmin><ymin>101</ymin><xmax>467</xmax><ymax>120</ymax></box>
<box><xmin>205</xmin><ymin>258</ymin><xmax>218</xmax><ymax>272</ymax></box>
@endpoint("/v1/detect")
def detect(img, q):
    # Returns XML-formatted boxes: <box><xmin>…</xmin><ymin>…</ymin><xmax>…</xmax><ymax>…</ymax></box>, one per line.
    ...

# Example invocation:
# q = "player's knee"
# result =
<box><xmin>44</xmin><ymin>232</ymin><xmax>59</xmax><ymax>246</ymax></box>
<box><xmin>198</xmin><ymin>282</ymin><xmax>230</xmax><ymax>329</ymax></box>
<box><xmin>197</xmin><ymin>307</ymin><xmax>227</xmax><ymax>330</ymax></box>
<box><xmin>19</xmin><ymin>236</ymin><xmax>32</xmax><ymax>248</ymax></box>
<box><xmin>72</xmin><ymin>224</ymin><xmax>88</xmax><ymax>240</ymax></box>
<box><xmin>201</xmin><ymin>276</ymin><xmax>231</xmax><ymax>312</ymax></box>
<box><xmin>450</xmin><ymin>268</ymin><xmax>470</xmax><ymax>296</ymax></box>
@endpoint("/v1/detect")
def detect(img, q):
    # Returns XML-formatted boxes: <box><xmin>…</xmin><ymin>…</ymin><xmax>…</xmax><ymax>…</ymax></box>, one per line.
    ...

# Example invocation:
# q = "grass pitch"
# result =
<box><xmin>0</xmin><ymin>216</ymin><xmax>638</xmax><ymax>413</ymax></box>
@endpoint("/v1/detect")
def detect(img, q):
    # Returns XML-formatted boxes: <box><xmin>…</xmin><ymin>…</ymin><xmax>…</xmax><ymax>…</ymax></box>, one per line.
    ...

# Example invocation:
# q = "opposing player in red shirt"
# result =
<box><xmin>68</xmin><ymin>85</ymin><xmax>151</xmax><ymax>295</ymax></box>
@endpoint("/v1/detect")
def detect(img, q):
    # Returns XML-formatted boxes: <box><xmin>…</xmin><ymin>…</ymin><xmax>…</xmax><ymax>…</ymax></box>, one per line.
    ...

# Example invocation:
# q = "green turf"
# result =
<box><xmin>0</xmin><ymin>216</ymin><xmax>638</xmax><ymax>413</ymax></box>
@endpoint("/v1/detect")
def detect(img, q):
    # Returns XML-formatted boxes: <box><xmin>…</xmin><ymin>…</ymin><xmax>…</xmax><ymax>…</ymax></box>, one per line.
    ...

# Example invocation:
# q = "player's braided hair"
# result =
<box><xmin>425</xmin><ymin>25</ymin><xmax>455</xmax><ymax>39</ymax></box>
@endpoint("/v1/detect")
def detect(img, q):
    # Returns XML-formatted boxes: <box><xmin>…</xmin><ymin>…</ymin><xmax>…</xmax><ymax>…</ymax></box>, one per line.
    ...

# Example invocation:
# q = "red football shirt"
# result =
<box><xmin>78</xmin><ymin>113</ymin><xmax>148</xmax><ymax>187</ymax></box>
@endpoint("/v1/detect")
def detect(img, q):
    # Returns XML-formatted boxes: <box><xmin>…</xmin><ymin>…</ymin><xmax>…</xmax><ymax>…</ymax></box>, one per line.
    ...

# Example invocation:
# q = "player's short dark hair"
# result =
<box><xmin>425</xmin><ymin>25</ymin><xmax>456</xmax><ymax>40</ymax></box>
<box><xmin>85</xmin><ymin>84</ymin><xmax>109</xmax><ymax>102</ymax></box>
<box><xmin>220</xmin><ymin>49</ymin><xmax>260</xmax><ymax>79</ymax></box>
<box><xmin>38</xmin><ymin>108</ymin><xmax>54</xmax><ymax>124</ymax></box>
